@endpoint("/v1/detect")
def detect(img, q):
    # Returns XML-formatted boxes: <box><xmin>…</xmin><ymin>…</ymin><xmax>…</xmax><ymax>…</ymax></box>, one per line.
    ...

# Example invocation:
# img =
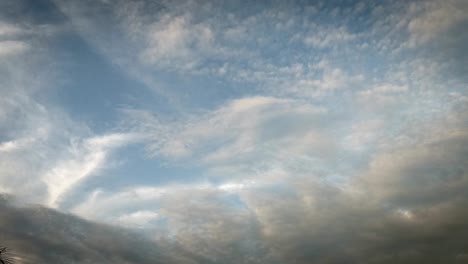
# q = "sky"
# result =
<box><xmin>0</xmin><ymin>0</ymin><xmax>467</xmax><ymax>263</ymax></box>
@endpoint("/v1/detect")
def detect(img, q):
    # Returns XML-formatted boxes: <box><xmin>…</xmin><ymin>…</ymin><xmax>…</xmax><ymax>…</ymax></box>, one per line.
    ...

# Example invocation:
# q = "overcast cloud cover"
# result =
<box><xmin>0</xmin><ymin>0</ymin><xmax>467</xmax><ymax>263</ymax></box>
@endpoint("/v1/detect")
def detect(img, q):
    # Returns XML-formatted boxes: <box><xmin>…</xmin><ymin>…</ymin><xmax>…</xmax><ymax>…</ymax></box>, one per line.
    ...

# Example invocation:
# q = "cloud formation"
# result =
<box><xmin>0</xmin><ymin>0</ymin><xmax>467</xmax><ymax>263</ymax></box>
<box><xmin>70</xmin><ymin>102</ymin><xmax>468</xmax><ymax>263</ymax></box>
<box><xmin>2</xmin><ymin>119</ymin><xmax>468</xmax><ymax>263</ymax></box>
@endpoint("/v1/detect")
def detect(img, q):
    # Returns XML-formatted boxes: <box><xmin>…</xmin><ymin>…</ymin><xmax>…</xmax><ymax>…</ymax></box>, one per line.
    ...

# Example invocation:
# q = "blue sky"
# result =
<box><xmin>0</xmin><ymin>0</ymin><xmax>468</xmax><ymax>263</ymax></box>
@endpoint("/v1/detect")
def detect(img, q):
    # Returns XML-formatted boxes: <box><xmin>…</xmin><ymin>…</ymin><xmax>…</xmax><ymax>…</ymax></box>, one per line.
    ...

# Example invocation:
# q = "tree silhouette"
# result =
<box><xmin>0</xmin><ymin>246</ymin><xmax>14</xmax><ymax>264</ymax></box>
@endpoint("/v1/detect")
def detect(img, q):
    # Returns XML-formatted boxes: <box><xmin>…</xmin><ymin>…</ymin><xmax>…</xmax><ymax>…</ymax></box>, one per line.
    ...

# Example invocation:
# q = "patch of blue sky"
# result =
<box><xmin>219</xmin><ymin>193</ymin><xmax>248</xmax><ymax>210</ymax></box>
<box><xmin>87</xmin><ymin>145</ymin><xmax>207</xmax><ymax>191</ymax></box>
<box><xmin>49</xmin><ymin>34</ymin><xmax>176</xmax><ymax>132</ymax></box>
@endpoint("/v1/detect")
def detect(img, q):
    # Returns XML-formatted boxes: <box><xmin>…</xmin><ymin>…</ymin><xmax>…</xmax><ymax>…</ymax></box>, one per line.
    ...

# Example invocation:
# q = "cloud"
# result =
<box><xmin>403</xmin><ymin>0</ymin><xmax>468</xmax><ymax>80</ymax></box>
<box><xmin>0</xmin><ymin>196</ymin><xmax>204</xmax><ymax>264</ymax></box>
<box><xmin>123</xmin><ymin>96</ymin><xmax>332</xmax><ymax>181</ymax></box>
<box><xmin>52</xmin><ymin>0</ymin><xmax>373</xmax><ymax>100</ymax></box>
<box><xmin>0</xmin><ymin>92</ymin><xmax>140</xmax><ymax>210</ymax></box>
<box><xmin>71</xmin><ymin>187</ymin><xmax>165</xmax><ymax>225</ymax></box>
<box><xmin>0</xmin><ymin>22</ymin><xmax>24</xmax><ymax>36</ymax></box>
<box><xmin>42</xmin><ymin>133</ymin><xmax>142</xmax><ymax>208</ymax></box>
<box><xmin>357</xmin><ymin>83</ymin><xmax>408</xmax><ymax>109</ymax></box>
<box><xmin>71</xmin><ymin>93</ymin><xmax>468</xmax><ymax>263</ymax></box>
<box><xmin>0</xmin><ymin>14</ymin><xmax>143</xmax><ymax>209</ymax></box>
<box><xmin>70</xmin><ymin>183</ymin><xmax>275</xmax><ymax>263</ymax></box>
<box><xmin>115</xmin><ymin>210</ymin><xmax>161</xmax><ymax>228</ymax></box>
<box><xmin>360</xmin><ymin>132</ymin><xmax>468</xmax><ymax>207</ymax></box>
<box><xmin>303</xmin><ymin>26</ymin><xmax>356</xmax><ymax>48</ymax></box>
<box><xmin>51</xmin><ymin>0</ymin><xmax>467</xmax><ymax>104</ymax></box>
<box><xmin>0</xmin><ymin>40</ymin><xmax>29</xmax><ymax>57</ymax></box>
<box><xmin>0</xmin><ymin>65</ymin><xmax>64</xmax><ymax>203</ymax></box>
<box><xmin>1</xmin><ymin>1</ymin><xmax>467</xmax><ymax>263</ymax></box>
<box><xmin>406</xmin><ymin>0</ymin><xmax>468</xmax><ymax>47</ymax></box>
<box><xmin>342</xmin><ymin>119</ymin><xmax>385</xmax><ymax>152</ymax></box>
<box><xmin>67</xmin><ymin>112</ymin><xmax>468</xmax><ymax>263</ymax></box>
<box><xmin>0</xmin><ymin>21</ymin><xmax>30</xmax><ymax>57</ymax></box>
<box><xmin>140</xmin><ymin>14</ymin><xmax>214</xmax><ymax>69</ymax></box>
<box><xmin>240</xmin><ymin>113</ymin><xmax>468</xmax><ymax>263</ymax></box>
<box><xmin>71</xmin><ymin>181</ymin><xmax>258</xmax><ymax>228</ymax></box>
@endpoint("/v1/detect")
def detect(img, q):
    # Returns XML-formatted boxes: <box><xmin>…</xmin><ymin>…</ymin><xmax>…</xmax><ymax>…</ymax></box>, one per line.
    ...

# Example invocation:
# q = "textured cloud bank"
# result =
<box><xmin>71</xmin><ymin>104</ymin><xmax>468</xmax><ymax>263</ymax></box>
<box><xmin>2</xmin><ymin>122</ymin><xmax>468</xmax><ymax>263</ymax></box>
<box><xmin>1</xmin><ymin>0</ymin><xmax>467</xmax><ymax>263</ymax></box>
<box><xmin>0</xmin><ymin>196</ymin><xmax>190</xmax><ymax>264</ymax></box>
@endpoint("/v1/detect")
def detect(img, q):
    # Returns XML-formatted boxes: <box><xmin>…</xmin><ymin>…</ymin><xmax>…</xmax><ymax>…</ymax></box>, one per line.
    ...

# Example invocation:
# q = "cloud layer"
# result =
<box><xmin>0</xmin><ymin>0</ymin><xmax>467</xmax><ymax>263</ymax></box>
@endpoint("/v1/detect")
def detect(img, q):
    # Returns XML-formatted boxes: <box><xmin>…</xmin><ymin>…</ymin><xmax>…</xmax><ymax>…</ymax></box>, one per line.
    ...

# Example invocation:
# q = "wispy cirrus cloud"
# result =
<box><xmin>122</xmin><ymin>96</ymin><xmax>333</xmax><ymax>181</ymax></box>
<box><xmin>43</xmin><ymin>132</ymin><xmax>143</xmax><ymax>208</ymax></box>
<box><xmin>0</xmin><ymin>7</ymin><xmax>142</xmax><ymax>209</ymax></box>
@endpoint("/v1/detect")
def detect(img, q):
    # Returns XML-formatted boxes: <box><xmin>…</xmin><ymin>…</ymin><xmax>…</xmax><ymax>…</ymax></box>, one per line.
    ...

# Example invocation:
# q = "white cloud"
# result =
<box><xmin>395</xmin><ymin>208</ymin><xmax>414</xmax><ymax>220</ymax></box>
<box><xmin>140</xmin><ymin>14</ymin><xmax>214</xmax><ymax>68</ymax></box>
<box><xmin>0</xmin><ymin>136</ymin><xmax>36</xmax><ymax>152</ymax></box>
<box><xmin>357</xmin><ymin>83</ymin><xmax>408</xmax><ymax>109</ymax></box>
<box><xmin>368</xmin><ymin>83</ymin><xmax>408</xmax><ymax>94</ymax></box>
<box><xmin>2</xmin><ymin>94</ymin><xmax>135</xmax><ymax>209</ymax></box>
<box><xmin>342</xmin><ymin>119</ymin><xmax>384</xmax><ymax>152</ymax></box>
<box><xmin>0</xmin><ymin>76</ymin><xmax>66</xmax><ymax>204</ymax></box>
<box><xmin>72</xmin><ymin>187</ymin><xmax>165</xmax><ymax>222</ymax></box>
<box><xmin>71</xmin><ymin>180</ymin><xmax>260</xmax><ymax>229</ymax></box>
<box><xmin>43</xmin><ymin>133</ymin><xmax>142</xmax><ymax>208</ymax></box>
<box><xmin>1</xmin><ymin>1</ymin><xmax>466</xmax><ymax>262</ymax></box>
<box><xmin>0</xmin><ymin>22</ymin><xmax>24</xmax><ymax>36</ymax></box>
<box><xmin>0</xmin><ymin>24</ymin><xmax>143</xmax><ymax>209</ymax></box>
<box><xmin>71</xmin><ymin>110</ymin><xmax>468</xmax><ymax>261</ymax></box>
<box><xmin>116</xmin><ymin>210</ymin><xmax>160</xmax><ymax>228</ymax></box>
<box><xmin>304</xmin><ymin>26</ymin><xmax>356</xmax><ymax>48</ymax></box>
<box><xmin>0</xmin><ymin>97</ymin><xmax>141</xmax><ymax>208</ymax></box>
<box><xmin>0</xmin><ymin>21</ymin><xmax>31</xmax><ymax>57</ymax></box>
<box><xmin>124</xmin><ymin>96</ymin><xmax>331</xmax><ymax>182</ymax></box>
<box><xmin>53</xmin><ymin>0</ymin><xmax>372</xmax><ymax>101</ymax></box>
<box><xmin>407</xmin><ymin>0</ymin><xmax>468</xmax><ymax>47</ymax></box>
<box><xmin>0</xmin><ymin>40</ymin><xmax>29</xmax><ymax>57</ymax></box>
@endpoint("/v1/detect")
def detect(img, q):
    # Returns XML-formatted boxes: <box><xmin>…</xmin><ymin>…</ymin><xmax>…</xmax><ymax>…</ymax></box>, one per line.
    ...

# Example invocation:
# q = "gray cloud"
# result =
<box><xmin>3</xmin><ymin>126</ymin><xmax>468</xmax><ymax>264</ymax></box>
<box><xmin>24</xmin><ymin>113</ymin><xmax>466</xmax><ymax>263</ymax></box>
<box><xmin>404</xmin><ymin>0</ymin><xmax>468</xmax><ymax>82</ymax></box>
<box><xmin>0</xmin><ymin>195</ymin><xmax>208</xmax><ymax>264</ymax></box>
<box><xmin>252</xmin><ymin>133</ymin><xmax>468</xmax><ymax>263</ymax></box>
